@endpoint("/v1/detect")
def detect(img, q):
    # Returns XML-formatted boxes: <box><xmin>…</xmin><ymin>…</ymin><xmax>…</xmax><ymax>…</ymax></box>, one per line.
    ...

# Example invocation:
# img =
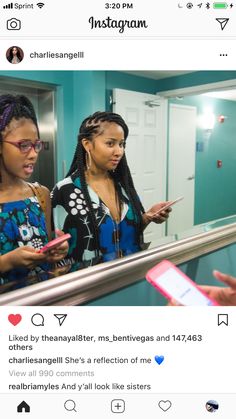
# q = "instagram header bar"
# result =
<box><xmin>0</xmin><ymin>0</ymin><xmax>235</xmax><ymax>38</ymax></box>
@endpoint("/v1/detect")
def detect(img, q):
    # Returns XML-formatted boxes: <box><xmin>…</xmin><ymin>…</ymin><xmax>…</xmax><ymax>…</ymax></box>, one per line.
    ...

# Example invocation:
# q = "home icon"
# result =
<box><xmin>17</xmin><ymin>401</ymin><xmax>30</xmax><ymax>413</ymax></box>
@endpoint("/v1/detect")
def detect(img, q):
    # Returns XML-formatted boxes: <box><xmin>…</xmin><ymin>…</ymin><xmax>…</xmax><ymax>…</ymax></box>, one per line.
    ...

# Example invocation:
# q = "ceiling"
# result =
<box><xmin>122</xmin><ymin>71</ymin><xmax>236</xmax><ymax>101</ymax></box>
<box><xmin>122</xmin><ymin>71</ymin><xmax>194</xmax><ymax>80</ymax></box>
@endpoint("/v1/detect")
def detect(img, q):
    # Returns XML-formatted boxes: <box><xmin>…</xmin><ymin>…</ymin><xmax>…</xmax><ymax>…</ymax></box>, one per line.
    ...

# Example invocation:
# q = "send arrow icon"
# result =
<box><xmin>54</xmin><ymin>314</ymin><xmax>67</xmax><ymax>326</ymax></box>
<box><xmin>216</xmin><ymin>18</ymin><xmax>229</xmax><ymax>30</ymax></box>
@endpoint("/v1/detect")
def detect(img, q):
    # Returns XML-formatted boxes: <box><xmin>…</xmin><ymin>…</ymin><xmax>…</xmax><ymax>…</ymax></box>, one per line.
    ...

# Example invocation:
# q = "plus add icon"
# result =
<box><xmin>111</xmin><ymin>399</ymin><xmax>125</xmax><ymax>413</ymax></box>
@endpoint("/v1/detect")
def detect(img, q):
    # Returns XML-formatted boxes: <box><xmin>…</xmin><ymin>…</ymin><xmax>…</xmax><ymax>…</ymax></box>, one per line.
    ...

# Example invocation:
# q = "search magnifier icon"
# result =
<box><xmin>64</xmin><ymin>399</ymin><xmax>77</xmax><ymax>412</ymax></box>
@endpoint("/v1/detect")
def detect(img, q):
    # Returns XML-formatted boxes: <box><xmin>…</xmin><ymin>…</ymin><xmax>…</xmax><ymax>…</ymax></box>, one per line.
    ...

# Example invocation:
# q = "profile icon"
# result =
<box><xmin>205</xmin><ymin>400</ymin><xmax>219</xmax><ymax>412</ymax></box>
<box><xmin>6</xmin><ymin>46</ymin><xmax>24</xmax><ymax>64</ymax></box>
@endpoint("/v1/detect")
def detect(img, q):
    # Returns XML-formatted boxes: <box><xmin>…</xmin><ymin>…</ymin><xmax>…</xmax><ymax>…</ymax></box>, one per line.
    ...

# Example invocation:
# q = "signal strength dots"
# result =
<box><xmin>3</xmin><ymin>2</ymin><xmax>13</xmax><ymax>8</ymax></box>
<box><xmin>37</xmin><ymin>2</ymin><xmax>45</xmax><ymax>8</ymax></box>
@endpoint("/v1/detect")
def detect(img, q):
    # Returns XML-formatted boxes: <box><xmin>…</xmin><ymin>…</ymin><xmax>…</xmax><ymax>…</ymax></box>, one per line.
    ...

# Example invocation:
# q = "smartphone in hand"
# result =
<box><xmin>146</xmin><ymin>259</ymin><xmax>218</xmax><ymax>306</ymax></box>
<box><xmin>39</xmin><ymin>233</ymin><xmax>71</xmax><ymax>253</ymax></box>
<box><xmin>154</xmin><ymin>196</ymin><xmax>184</xmax><ymax>215</ymax></box>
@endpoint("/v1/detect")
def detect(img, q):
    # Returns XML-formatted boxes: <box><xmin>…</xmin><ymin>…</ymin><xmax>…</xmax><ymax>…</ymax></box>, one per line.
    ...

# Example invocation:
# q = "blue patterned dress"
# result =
<box><xmin>51</xmin><ymin>171</ymin><xmax>143</xmax><ymax>271</ymax></box>
<box><xmin>0</xmin><ymin>196</ymin><xmax>50</xmax><ymax>289</ymax></box>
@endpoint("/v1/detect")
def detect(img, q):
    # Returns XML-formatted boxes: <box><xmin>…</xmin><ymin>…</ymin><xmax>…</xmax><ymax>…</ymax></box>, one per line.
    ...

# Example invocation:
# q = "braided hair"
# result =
<box><xmin>0</xmin><ymin>94</ymin><xmax>39</xmax><ymax>139</ymax></box>
<box><xmin>67</xmin><ymin>111</ymin><xmax>145</xmax><ymax>254</ymax></box>
<box><xmin>0</xmin><ymin>94</ymin><xmax>39</xmax><ymax>182</ymax></box>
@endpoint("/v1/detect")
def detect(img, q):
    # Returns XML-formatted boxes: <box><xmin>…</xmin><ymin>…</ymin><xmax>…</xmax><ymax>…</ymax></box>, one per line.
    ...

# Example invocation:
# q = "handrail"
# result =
<box><xmin>1</xmin><ymin>222</ymin><xmax>236</xmax><ymax>306</ymax></box>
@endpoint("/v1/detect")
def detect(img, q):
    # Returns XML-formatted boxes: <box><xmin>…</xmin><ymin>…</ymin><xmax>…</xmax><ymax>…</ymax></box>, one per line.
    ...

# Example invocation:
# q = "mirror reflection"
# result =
<box><xmin>1</xmin><ymin>70</ymin><xmax>236</xmax><ymax>293</ymax></box>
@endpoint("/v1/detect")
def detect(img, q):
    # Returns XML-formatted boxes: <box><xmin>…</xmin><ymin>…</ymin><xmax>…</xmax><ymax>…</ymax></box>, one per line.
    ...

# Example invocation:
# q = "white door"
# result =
<box><xmin>167</xmin><ymin>104</ymin><xmax>196</xmax><ymax>235</ymax></box>
<box><xmin>113</xmin><ymin>88</ymin><xmax>167</xmax><ymax>246</ymax></box>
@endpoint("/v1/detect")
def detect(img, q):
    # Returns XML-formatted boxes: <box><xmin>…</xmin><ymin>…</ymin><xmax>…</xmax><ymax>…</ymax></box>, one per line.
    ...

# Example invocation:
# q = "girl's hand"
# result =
<box><xmin>1</xmin><ymin>246</ymin><xmax>47</xmax><ymax>273</ymax></box>
<box><xmin>45</xmin><ymin>229</ymin><xmax>69</xmax><ymax>263</ymax></box>
<box><xmin>168</xmin><ymin>270</ymin><xmax>236</xmax><ymax>306</ymax></box>
<box><xmin>199</xmin><ymin>270</ymin><xmax>236</xmax><ymax>306</ymax></box>
<box><xmin>144</xmin><ymin>201</ymin><xmax>172</xmax><ymax>225</ymax></box>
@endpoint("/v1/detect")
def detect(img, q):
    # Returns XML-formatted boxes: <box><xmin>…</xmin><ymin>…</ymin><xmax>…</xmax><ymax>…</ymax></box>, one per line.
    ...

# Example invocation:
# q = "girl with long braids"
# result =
<box><xmin>0</xmin><ymin>94</ymin><xmax>68</xmax><ymax>289</ymax></box>
<box><xmin>52</xmin><ymin>111</ymin><xmax>171</xmax><ymax>271</ymax></box>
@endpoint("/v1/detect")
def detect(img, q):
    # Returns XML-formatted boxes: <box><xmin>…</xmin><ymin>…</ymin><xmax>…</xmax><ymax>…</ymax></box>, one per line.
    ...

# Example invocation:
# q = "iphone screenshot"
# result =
<box><xmin>0</xmin><ymin>0</ymin><xmax>236</xmax><ymax>417</ymax></box>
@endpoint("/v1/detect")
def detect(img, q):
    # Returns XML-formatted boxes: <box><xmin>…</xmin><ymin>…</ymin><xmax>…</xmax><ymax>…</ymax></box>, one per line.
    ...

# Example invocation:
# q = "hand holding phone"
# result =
<box><xmin>154</xmin><ymin>196</ymin><xmax>184</xmax><ymax>216</ymax></box>
<box><xmin>39</xmin><ymin>233</ymin><xmax>71</xmax><ymax>253</ymax></box>
<box><xmin>146</xmin><ymin>259</ymin><xmax>218</xmax><ymax>306</ymax></box>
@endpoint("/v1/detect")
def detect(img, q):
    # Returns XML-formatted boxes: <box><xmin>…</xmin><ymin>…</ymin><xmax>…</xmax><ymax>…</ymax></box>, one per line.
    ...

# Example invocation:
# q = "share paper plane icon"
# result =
<box><xmin>216</xmin><ymin>18</ymin><xmax>229</xmax><ymax>30</ymax></box>
<box><xmin>54</xmin><ymin>314</ymin><xmax>67</xmax><ymax>326</ymax></box>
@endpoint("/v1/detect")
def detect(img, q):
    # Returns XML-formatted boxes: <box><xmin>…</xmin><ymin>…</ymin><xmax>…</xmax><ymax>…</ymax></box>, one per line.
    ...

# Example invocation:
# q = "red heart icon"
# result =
<box><xmin>8</xmin><ymin>314</ymin><xmax>22</xmax><ymax>326</ymax></box>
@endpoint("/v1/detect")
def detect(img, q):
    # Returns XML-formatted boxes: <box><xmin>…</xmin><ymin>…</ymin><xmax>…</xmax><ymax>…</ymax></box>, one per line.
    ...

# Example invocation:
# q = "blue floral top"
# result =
<box><xmin>0</xmin><ymin>196</ymin><xmax>49</xmax><ymax>289</ymax></box>
<box><xmin>51</xmin><ymin>172</ymin><xmax>143</xmax><ymax>271</ymax></box>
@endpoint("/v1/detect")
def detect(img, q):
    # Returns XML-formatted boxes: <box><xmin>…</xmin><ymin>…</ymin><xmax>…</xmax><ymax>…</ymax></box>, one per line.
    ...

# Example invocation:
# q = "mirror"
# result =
<box><xmin>1</xmin><ymin>70</ymin><xmax>236</xmax><ymax>294</ymax></box>
<box><xmin>165</xmin><ymin>86</ymin><xmax>236</xmax><ymax>230</ymax></box>
<box><xmin>112</xmin><ymin>71</ymin><xmax>236</xmax><ymax>248</ymax></box>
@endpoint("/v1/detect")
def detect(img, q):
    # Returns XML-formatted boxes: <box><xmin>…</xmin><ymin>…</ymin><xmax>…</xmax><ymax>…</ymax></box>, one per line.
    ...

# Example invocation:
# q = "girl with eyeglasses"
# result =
<box><xmin>0</xmin><ymin>94</ymin><xmax>68</xmax><ymax>289</ymax></box>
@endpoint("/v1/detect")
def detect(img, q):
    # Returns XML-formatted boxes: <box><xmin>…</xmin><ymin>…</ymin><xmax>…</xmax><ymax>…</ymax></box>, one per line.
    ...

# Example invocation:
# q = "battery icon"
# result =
<box><xmin>213</xmin><ymin>2</ymin><xmax>228</xmax><ymax>8</ymax></box>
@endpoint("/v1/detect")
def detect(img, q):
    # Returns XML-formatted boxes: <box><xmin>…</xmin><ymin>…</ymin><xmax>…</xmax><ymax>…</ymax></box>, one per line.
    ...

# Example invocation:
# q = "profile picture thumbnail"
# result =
<box><xmin>6</xmin><ymin>46</ymin><xmax>24</xmax><ymax>64</ymax></box>
<box><xmin>205</xmin><ymin>400</ymin><xmax>219</xmax><ymax>412</ymax></box>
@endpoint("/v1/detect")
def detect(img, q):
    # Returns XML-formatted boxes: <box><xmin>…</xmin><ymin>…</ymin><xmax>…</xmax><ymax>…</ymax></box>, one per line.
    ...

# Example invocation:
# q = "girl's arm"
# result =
<box><xmin>0</xmin><ymin>186</ymin><xmax>68</xmax><ymax>274</ymax></box>
<box><xmin>0</xmin><ymin>248</ymin><xmax>47</xmax><ymax>273</ymax></box>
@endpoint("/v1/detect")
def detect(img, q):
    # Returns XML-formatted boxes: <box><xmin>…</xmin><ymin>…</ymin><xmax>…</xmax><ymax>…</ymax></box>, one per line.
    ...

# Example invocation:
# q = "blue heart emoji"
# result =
<box><xmin>155</xmin><ymin>355</ymin><xmax>164</xmax><ymax>365</ymax></box>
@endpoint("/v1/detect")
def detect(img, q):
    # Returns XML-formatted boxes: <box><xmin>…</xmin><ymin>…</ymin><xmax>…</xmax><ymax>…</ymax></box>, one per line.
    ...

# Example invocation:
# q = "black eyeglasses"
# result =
<box><xmin>2</xmin><ymin>139</ymin><xmax>44</xmax><ymax>154</ymax></box>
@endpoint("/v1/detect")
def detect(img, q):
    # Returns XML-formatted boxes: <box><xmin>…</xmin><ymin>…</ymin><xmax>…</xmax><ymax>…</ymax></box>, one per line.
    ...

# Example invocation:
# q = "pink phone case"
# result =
<box><xmin>40</xmin><ymin>233</ymin><xmax>71</xmax><ymax>253</ymax></box>
<box><xmin>146</xmin><ymin>259</ymin><xmax>219</xmax><ymax>306</ymax></box>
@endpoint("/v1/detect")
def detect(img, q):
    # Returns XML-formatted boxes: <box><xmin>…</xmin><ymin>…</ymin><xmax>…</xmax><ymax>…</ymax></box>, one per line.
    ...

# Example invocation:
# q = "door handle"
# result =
<box><xmin>187</xmin><ymin>175</ymin><xmax>195</xmax><ymax>180</ymax></box>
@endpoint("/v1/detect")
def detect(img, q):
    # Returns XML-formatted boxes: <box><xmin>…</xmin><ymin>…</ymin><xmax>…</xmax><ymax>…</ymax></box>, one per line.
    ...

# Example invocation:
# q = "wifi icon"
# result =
<box><xmin>37</xmin><ymin>2</ymin><xmax>45</xmax><ymax>8</ymax></box>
